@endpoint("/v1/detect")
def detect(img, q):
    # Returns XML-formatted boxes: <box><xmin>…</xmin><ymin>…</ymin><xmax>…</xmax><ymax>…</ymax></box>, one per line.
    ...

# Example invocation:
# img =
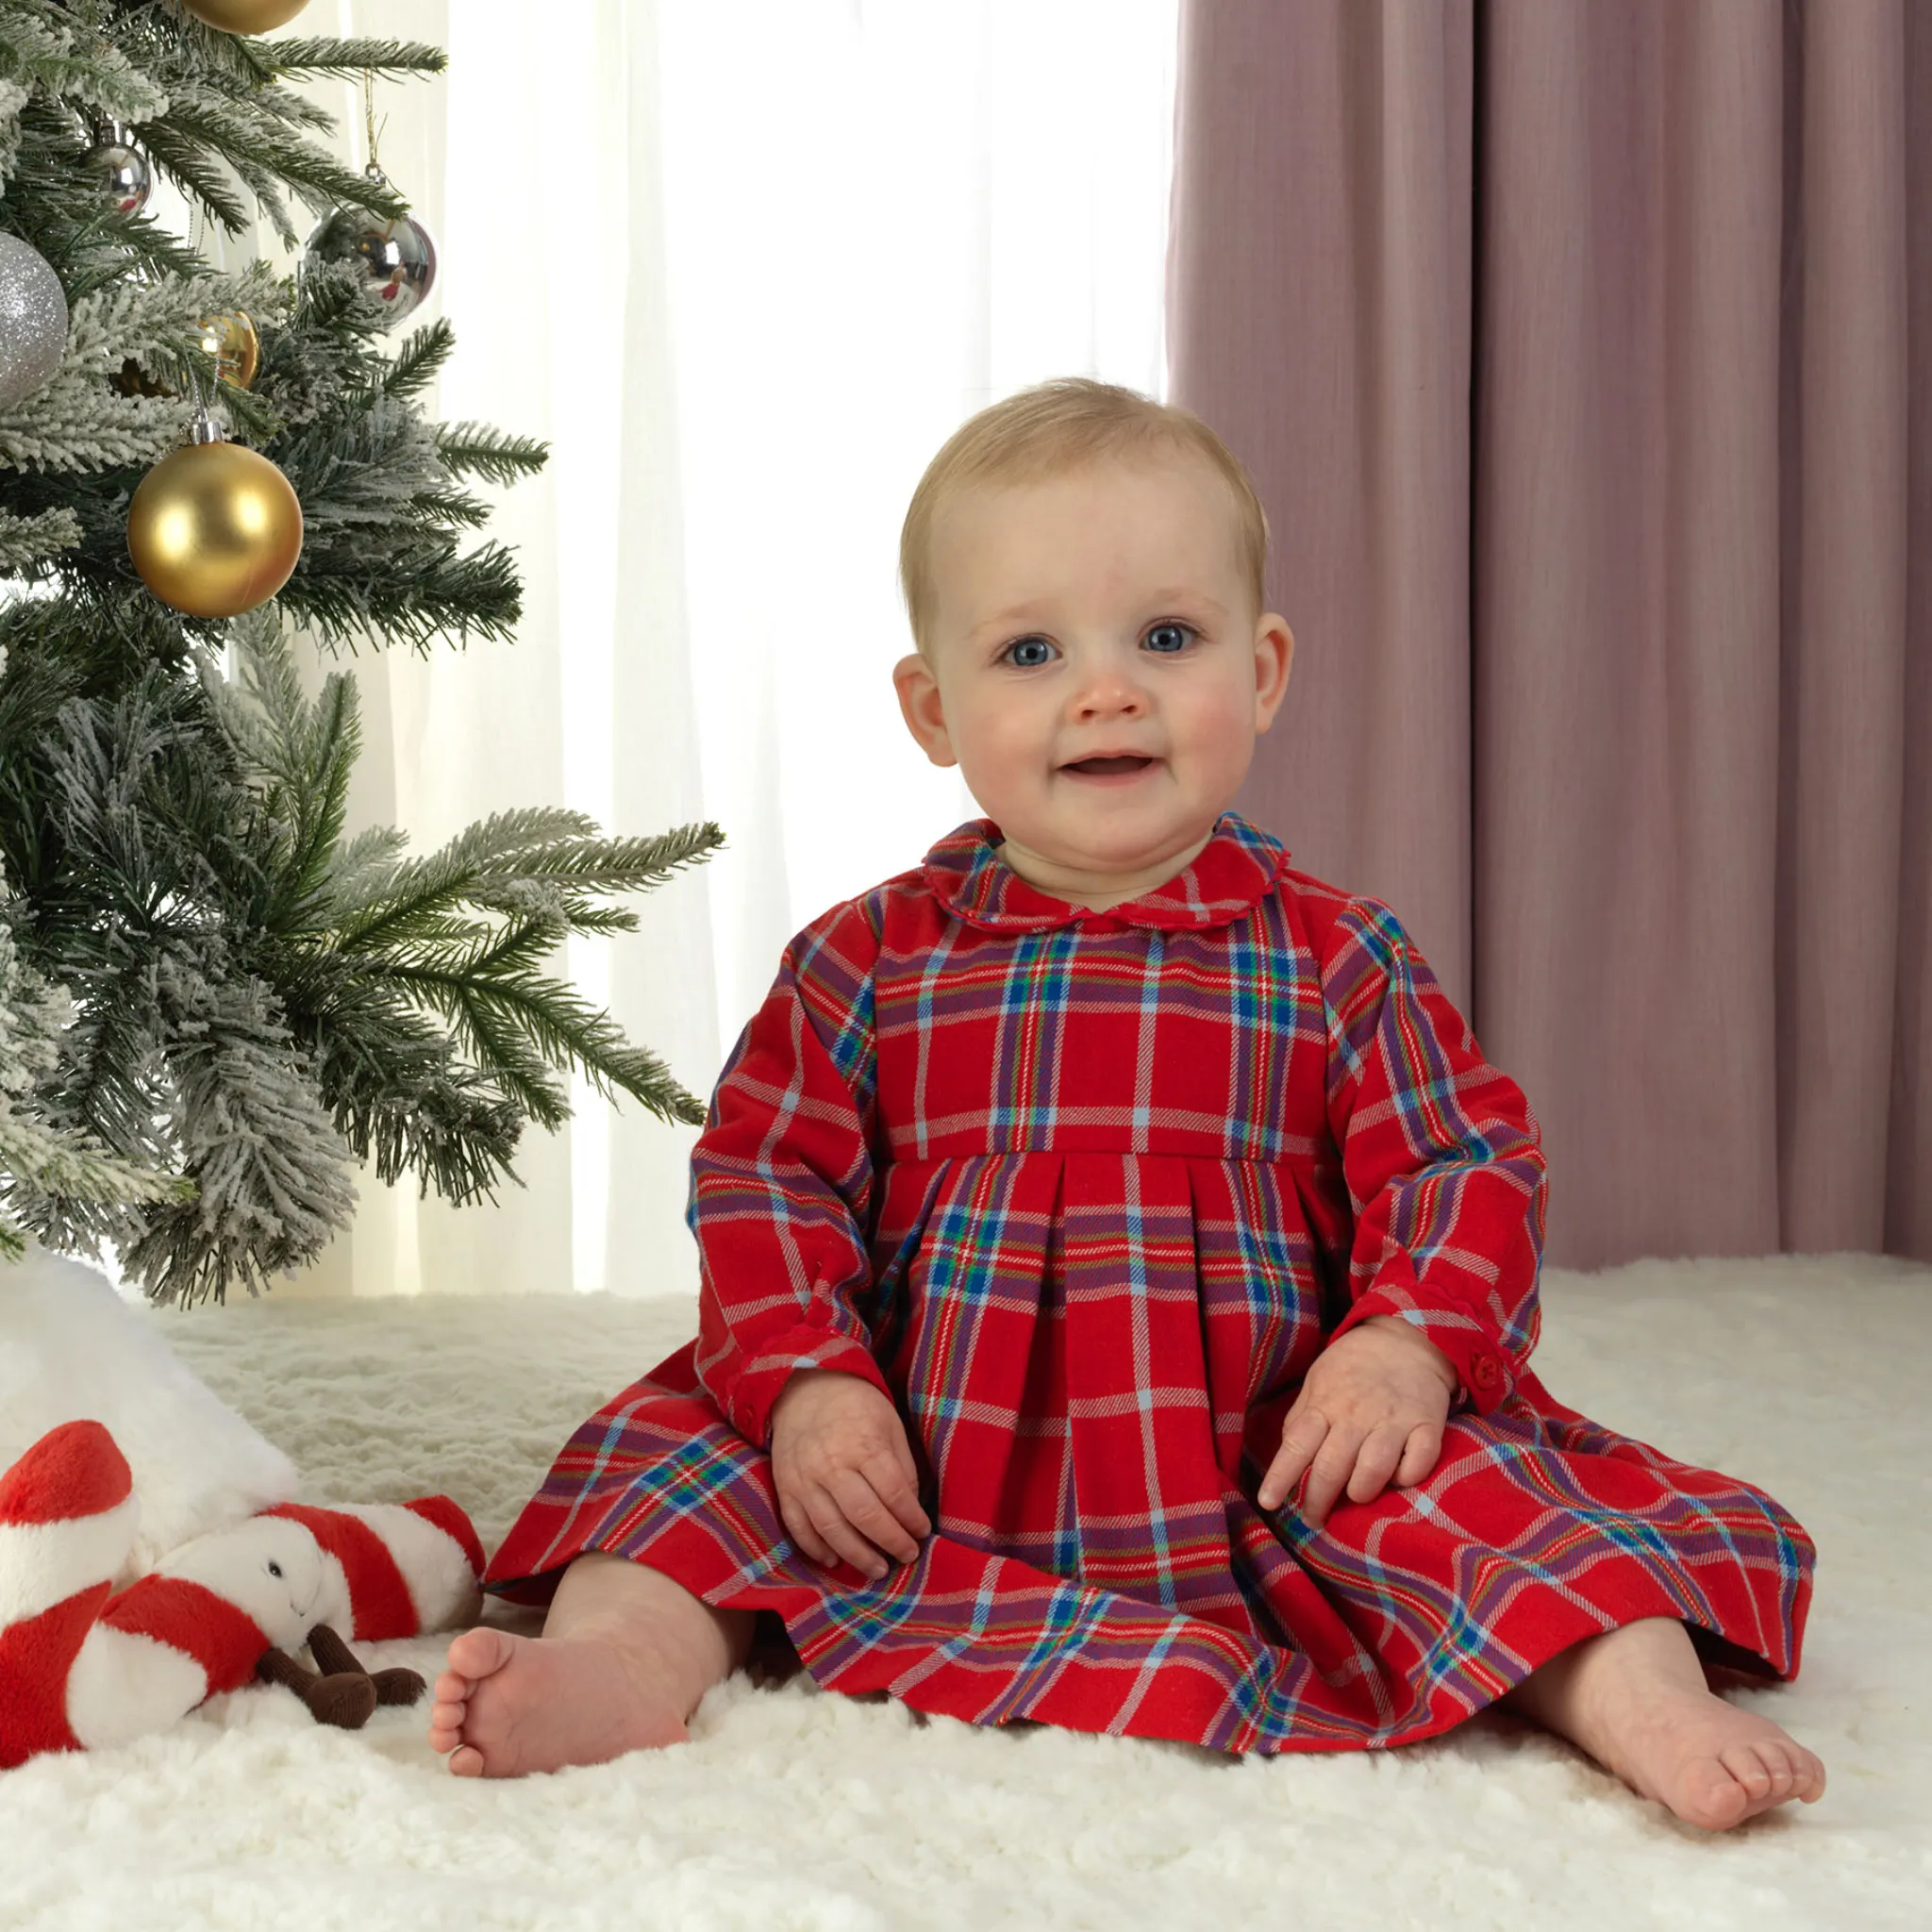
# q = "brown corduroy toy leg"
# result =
<box><xmin>308</xmin><ymin>1622</ymin><xmax>428</xmax><ymax>1707</ymax></box>
<box><xmin>256</xmin><ymin>1645</ymin><xmax>379</xmax><ymax>1729</ymax></box>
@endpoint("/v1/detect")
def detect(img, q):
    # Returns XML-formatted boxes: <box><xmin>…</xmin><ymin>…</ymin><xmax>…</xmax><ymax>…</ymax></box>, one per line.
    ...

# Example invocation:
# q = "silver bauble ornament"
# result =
<box><xmin>0</xmin><ymin>232</ymin><xmax>70</xmax><ymax>409</ymax></box>
<box><xmin>302</xmin><ymin>166</ymin><xmax>437</xmax><ymax>329</ymax></box>
<box><xmin>81</xmin><ymin>139</ymin><xmax>152</xmax><ymax>217</ymax></box>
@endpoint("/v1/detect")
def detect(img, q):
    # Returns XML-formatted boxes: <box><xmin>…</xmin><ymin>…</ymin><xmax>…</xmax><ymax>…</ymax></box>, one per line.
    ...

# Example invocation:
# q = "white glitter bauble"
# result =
<box><xmin>0</xmin><ymin>232</ymin><xmax>70</xmax><ymax>408</ymax></box>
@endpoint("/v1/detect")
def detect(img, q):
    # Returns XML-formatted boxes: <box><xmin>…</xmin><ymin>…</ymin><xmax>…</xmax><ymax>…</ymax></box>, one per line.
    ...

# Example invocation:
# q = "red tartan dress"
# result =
<box><xmin>486</xmin><ymin>811</ymin><xmax>1815</xmax><ymax>1752</ymax></box>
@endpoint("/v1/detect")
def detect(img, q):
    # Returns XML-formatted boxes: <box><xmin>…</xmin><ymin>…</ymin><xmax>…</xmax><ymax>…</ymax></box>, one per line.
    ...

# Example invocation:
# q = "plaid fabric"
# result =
<box><xmin>487</xmin><ymin>812</ymin><xmax>1814</xmax><ymax>1752</ymax></box>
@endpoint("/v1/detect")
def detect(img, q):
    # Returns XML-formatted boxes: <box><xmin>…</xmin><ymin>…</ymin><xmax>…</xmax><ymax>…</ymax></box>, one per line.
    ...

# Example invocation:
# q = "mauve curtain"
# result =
<box><xmin>1170</xmin><ymin>0</ymin><xmax>1930</xmax><ymax>1272</ymax></box>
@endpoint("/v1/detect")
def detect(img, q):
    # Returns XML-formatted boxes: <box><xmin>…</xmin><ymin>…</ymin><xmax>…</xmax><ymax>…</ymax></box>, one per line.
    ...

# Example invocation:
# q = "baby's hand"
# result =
<box><xmin>770</xmin><ymin>1368</ymin><xmax>931</xmax><ymax>1580</ymax></box>
<box><xmin>1257</xmin><ymin>1316</ymin><xmax>1458</xmax><ymax>1528</ymax></box>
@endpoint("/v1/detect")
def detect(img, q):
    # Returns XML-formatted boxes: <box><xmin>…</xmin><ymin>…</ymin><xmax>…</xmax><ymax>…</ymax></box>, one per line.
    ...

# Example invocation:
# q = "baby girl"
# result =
<box><xmin>431</xmin><ymin>378</ymin><xmax>1824</xmax><ymax>1832</ymax></box>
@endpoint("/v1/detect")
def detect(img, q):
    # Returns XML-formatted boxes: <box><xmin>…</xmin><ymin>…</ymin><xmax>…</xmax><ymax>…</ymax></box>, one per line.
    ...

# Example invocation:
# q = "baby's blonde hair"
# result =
<box><xmin>898</xmin><ymin>377</ymin><xmax>1269</xmax><ymax>659</ymax></box>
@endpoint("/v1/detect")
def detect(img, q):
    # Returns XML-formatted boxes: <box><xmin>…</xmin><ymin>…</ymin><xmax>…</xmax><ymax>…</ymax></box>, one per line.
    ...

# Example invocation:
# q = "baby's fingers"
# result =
<box><xmin>1297</xmin><ymin>1424</ymin><xmax>1368</xmax><ymax>1529</ymax></box>
<box><xmin>829</xmin><ymin>1466</ymin><xmax>923</xmax><ymax>1569</ymax></box>
<box><xmin>864</xmin><ymin>1448</ymin><xmax>933</xmax><ymax>1548</ymax></box>
<box><xmin>1393</xmin><ymin>1422</ymin><xmax>1444</xmax><ymax>1489</ymax></box>
<box><xmin>799</xmin><ymin>1484</ymin><xmax>891</xmax><ymax>1580</ymax></box>
<box><xmin>1258</xmin><ymin>1408</ymin><xmax>1328</xmax><ymax>1513</ymax></box>
<box><xmin>777</xmin><ymin>1491</ymin><xmax>836</xmax><ymax>1572</ymax></box>
<box><xmin>1342</xmin><ymin>1424</ymin><xmax>1407</xmax><ymax>1507</ymax></box>
<box><xmin>775</xmin><ymin>1474</ymin><xmax>883</xmax><ymax>1578</ymax></box>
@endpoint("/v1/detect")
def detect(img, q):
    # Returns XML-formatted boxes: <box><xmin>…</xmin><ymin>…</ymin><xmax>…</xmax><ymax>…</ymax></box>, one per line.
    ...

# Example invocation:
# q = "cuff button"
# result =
<box><xmin>1471</xmin><ymin>1355</ymin><xmax>1501</xmax><ymax>1391</ymax></box>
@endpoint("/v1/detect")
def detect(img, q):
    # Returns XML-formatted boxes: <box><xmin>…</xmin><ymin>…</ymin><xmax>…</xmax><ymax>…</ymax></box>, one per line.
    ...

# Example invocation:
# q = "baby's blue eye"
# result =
<box><xmin>1004</xmin><ymin>627</ymin><xmax>1194</xmax><ymax>666</ymax></box>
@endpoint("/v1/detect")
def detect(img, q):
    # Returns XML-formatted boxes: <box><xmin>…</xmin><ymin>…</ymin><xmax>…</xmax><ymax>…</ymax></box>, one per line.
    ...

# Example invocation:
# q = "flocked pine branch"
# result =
<box><xmin>0</xmin><ymin>6</ymin><xmax>512</xmax><ymax>651</ymax></box>
<box><xmin>0</xmin><ymin>6</ymin><xmax>723</xmax><ymax>1302</ymax></box>
<box><xmin>0</xmin><ymin>3</ymin><xmax>441</xmax><ymax>259</ymax></box>
<box><xmin>0</xmin><ymin>804</ymin><xmax>194</xmax><ymax>1262</ymax></box>
<box><xmin>0</xmin><ymin>261</ymin><xmax>292</xmax><ymax>482</ymax></box>
<box><xmin>118</xmin><ymin>948</ymin><xmax>358</xmax><ymax>1306</ymax></box>
<box><xmin>203</xmin><ymin>612</ymin><xmax>724</xmax><ymax>1141</ymax></box>
<box><xmin>8</xmin><ymin>600</ymin><xmax>724</xmax><ymax>1306</ymax></box>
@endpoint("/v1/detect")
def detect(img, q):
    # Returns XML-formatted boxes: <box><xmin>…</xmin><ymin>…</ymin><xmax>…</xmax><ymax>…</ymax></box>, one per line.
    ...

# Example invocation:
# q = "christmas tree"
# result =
<box><xmin>0</xmin><ymin>0</ymin><xmax>721</xmax><ymax>1305</ymax></box>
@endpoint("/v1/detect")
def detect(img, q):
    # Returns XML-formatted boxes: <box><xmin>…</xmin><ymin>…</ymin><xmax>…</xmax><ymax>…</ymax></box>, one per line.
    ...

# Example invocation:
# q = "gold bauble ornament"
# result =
<box><xmin>108</xmin><ymin>313</ymin><xmax>262</xmax><ymax>401</ymax></box>
<box><xmin>198</xmin><ymin>309</ymin><xmax>260</xmax><ymax>390</ymax></box>
<box><xmin>127</xmin><ymin>416</ymin><xmax>303</xmax><ymax>618</ymax></box>
<box><xmin>178</xmin><ymin>0</ymin><xmax>310</xmax><ymax>32</ymax></box>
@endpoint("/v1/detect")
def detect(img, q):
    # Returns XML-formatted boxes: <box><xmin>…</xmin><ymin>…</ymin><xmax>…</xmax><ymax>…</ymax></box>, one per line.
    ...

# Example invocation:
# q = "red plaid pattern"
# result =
<box><xmin>487</xmin><ymin>812</ymin><xmax>1814</xmax><ymax>1752</ymax></box>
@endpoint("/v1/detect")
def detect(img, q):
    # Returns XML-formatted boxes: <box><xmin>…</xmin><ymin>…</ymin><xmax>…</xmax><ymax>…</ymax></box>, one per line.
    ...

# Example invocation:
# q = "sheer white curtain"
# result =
<box><xmin>198</xmin><ymin>0</ymin><xmax>1178</xmax><ymax>1298</ymax></box>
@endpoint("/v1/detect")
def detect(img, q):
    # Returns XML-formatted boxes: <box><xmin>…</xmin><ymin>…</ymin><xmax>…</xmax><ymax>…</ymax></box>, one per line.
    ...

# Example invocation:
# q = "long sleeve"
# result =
<box><xmin>1316</xmin><ymin>894</ymin><xmax>1548</xmax><ymax>1416</ymax></box>
<box><xmin>688</xmin><ymin>898</ymin><xmax>893</xmax><ymax>1448</ymax></box>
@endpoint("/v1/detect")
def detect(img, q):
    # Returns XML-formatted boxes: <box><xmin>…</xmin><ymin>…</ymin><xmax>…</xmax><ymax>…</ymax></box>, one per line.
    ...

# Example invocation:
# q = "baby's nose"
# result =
<box><xmin>1073</xmin><ymin>669</ymin><xmax>1150</xmax><ymax>712</ymax></box>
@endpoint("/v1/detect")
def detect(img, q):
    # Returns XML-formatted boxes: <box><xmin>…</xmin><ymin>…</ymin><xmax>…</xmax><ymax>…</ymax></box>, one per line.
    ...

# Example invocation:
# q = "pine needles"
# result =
<box><xmin>0</xmin><ymin>2</ymin><xmax>725</xmax><ymax>1304</ymax></box>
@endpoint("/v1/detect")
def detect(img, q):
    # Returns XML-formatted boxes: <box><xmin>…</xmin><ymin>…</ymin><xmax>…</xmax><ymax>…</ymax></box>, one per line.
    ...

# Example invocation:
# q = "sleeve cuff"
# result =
<box><xmin>1329</xmin><ymin>1257</ymin><xmax>1517</xmax><ymax>1416</ymax></box>
<box><xmin>724</xmin><ymin>1324</ymin><xmax>895</xmax><ymax>1449</ymax></box>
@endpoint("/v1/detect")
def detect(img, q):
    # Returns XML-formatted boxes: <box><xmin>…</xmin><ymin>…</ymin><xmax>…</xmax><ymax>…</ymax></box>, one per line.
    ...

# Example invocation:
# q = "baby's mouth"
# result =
<box><xmin>1062</xmin><ymin>756</ymin><xmax>1156</xmax><ymax>775</ymax></box>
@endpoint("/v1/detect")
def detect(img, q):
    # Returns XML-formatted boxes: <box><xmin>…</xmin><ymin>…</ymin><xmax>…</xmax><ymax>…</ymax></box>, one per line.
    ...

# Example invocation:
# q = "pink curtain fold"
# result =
<box><xmin>1169</xmin><ymin>0</ymin><xmax>1929</xmax><ymax>1269</ymax></box>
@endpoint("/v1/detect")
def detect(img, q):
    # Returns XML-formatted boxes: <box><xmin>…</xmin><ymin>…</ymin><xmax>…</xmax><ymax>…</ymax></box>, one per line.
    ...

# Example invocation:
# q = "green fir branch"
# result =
<box><xmin>432</xmin><ymin>422</ymin><xmax>551</xmax><ymax>489</ymax></box>
<box><xmin>405</xmin><ymin>488</ymin><xmax>491</xmax><ymax>531</ymax></box>
<box><xmin>252</xmin><ymin>38</ymin><xmax>449</xmax><ymax>85</ymax></box>
<box><xmin>1</xmin><ymin>5</ymin><xmax>722</xmax><ymax>1298</ymax></box>
<box><xmin>379</xmin><ymin>317</ymin><xmax>454</xmax><ymax>399</ymax></box>
<box><xmin>129</xmin><ymin>115</ymin><xmax>257</xmax><ymax>235</ymax></box>
<box><xmin>273</xmin><ymin>537</ymin><xmax>528</xmax><ymax>656</ymax></box>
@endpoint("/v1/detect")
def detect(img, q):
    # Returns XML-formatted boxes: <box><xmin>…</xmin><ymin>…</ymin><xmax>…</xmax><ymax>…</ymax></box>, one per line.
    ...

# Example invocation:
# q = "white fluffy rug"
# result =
<box><xmin>3</xmin><ymin>1254</ymin><xmax>1928</xmax><ymax>1931</ymax></box>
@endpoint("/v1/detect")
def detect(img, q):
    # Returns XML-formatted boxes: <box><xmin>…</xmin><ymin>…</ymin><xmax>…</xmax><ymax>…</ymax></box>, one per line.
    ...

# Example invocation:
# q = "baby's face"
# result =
<box><xmin>893</xmin><ymin>452</ymin><xmax>1292</xmax><ymax>901</ymax></box>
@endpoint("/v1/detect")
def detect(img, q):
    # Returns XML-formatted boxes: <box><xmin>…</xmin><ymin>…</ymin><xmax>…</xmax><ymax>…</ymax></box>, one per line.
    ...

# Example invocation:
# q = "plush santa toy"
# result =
<box><xmin>0</xmin><ymin>1419</ymin><xmax>484</xmax><ymax>1769</ymax></box>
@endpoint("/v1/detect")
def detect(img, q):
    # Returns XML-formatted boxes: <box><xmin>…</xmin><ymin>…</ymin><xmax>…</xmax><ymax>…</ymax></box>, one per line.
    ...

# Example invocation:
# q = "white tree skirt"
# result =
<box><xmin>2</xmin><ymin>1254</ymin><xmax>1927</xmax><ymax>1931</ymax></box>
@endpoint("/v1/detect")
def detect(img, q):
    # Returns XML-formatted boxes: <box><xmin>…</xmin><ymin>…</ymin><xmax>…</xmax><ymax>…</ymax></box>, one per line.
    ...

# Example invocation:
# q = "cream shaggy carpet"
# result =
<box><xmin>2</xmin><ymin>1253</ymin><xmax>1927</xmax><ymax>1932</ymax></box>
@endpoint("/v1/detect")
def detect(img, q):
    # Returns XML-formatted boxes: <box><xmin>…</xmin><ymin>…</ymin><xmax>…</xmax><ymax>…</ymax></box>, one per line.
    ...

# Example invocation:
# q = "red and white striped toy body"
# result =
<box><xmin>0</xmin><ymin>1420</ymin><xmax>138</xmax><ymax>1764</ymax></box>
<box><xmin>0</xmin><ymin>1420</ymin><xmax>484</xmax><ymax>1769</ymax></box>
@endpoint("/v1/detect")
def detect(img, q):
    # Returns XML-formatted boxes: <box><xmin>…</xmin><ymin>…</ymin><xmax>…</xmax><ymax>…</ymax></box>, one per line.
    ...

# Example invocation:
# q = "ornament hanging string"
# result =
<box><xmin>185</xmin><ymin>197</ymin><xmax>212</xmax><ymax>422</ymax></box>
<box><xmin>363</xmin><ymin>68</ymin><xmax>387</xmax><ymax>179</ymax></box>
<box><xmin>297</xmin><ymin>66</ymin><xmax>437</xmax><ymax>328</ymax></box>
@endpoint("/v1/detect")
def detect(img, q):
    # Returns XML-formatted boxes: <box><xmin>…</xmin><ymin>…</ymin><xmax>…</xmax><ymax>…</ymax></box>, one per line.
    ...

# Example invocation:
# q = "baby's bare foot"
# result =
<box><xmin>1591</xmin><ymin>1677</ymin><xmax>1826</xmax><ymax>1831</ymax></box>
<box><xmin>428</xmin><ymin>1624</ymin><xmax>691</xmax><ymax>1777</ymax></box>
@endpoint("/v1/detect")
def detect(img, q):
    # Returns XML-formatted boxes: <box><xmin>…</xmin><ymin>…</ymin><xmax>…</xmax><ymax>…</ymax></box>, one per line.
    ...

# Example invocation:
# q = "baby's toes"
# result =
<box><xmin>1766</xmin><ymin>1741</ymin><xmax>1803</xmax><ymax>1783</ymax></box>
<box><xmin>1724</xmin><ymin>1741</ymin><xmax>1782</xmax><ymax>1794</ymax></box>
<box><xmin>1718</xmin><ymin>1740</ymin><xmax>1804</xmax><ymax>1820</ymax></box>
<box><xmin>427</xmin><ymin>1678</ymin><xmax>470</xmax><ymax>1752</ymax></box>
<box><xmin>1776</xmin><ymin>1740</ymin><xmax>1825</xmax><ymax>1802</ymax></box>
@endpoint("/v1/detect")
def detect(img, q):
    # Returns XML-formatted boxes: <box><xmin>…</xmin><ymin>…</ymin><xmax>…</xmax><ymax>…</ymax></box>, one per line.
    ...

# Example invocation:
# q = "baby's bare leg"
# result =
<box><xmin>1500</xmin><ymin>1615</ymin><xmax>1825</xmax><ymax>1831</ymax></box>
<box><xmin>428</xmin><ymin>1553</ymin><xmax>754</xmax><ymax>1778</ymax></box>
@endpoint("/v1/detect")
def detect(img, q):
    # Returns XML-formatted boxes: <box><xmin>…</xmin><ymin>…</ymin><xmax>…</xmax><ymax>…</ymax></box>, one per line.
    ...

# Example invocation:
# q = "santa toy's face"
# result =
<box><xmin>158</xmin><ymin>1516</ymin><xmax>344</xmax><ymax>1647</ymax></box>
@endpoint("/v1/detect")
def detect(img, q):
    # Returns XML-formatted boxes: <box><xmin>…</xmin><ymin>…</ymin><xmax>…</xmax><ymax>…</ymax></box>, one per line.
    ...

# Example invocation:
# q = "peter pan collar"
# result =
<box><xmin>921</xmin><ymin>809</ymin><xmax>1292</xmax><ymax>934</ymax></box>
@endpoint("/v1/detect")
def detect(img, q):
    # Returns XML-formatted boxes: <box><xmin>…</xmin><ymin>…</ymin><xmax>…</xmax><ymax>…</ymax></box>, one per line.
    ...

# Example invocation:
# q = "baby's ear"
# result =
<box><xmin>891</xmin><ymin>649</ymin><xmax>931</xmax><ymax>701</ymax></box>
<box><xmin>1253</xmin><ymin>615</ymin><xmax>1294</xmax><ymax>729</ymax></box>
<box><xmin>891</xmin><ymin>653</ymin><xmax>957</xmax><ymax>768</ymax></box>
